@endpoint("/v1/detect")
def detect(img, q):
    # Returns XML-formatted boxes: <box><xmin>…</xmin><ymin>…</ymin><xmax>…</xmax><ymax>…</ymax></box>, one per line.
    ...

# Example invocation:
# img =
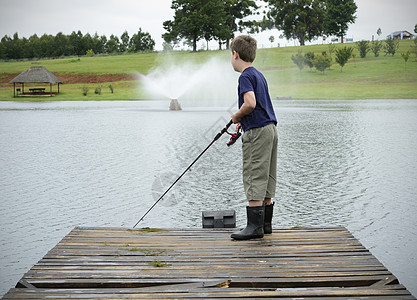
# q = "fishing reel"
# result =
<box><xmin>226</xmin><ymin>127</ymin><xmax>242</xmax><ymax>147</ymax></box>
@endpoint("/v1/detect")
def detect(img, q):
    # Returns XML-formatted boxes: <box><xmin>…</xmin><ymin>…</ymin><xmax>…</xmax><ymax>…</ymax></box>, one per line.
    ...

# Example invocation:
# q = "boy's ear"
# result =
<box><xmin>232</xmin><ymin>50</ymin><xmax>239</xmax><ymax>60</ymax></box>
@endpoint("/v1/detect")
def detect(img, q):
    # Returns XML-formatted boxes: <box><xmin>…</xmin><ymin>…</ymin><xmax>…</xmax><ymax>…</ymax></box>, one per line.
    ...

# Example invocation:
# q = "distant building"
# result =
<box><xmin>388</xmin><ymin>31</ymin><xmax>415</xmax><ymax>40</ymax></box>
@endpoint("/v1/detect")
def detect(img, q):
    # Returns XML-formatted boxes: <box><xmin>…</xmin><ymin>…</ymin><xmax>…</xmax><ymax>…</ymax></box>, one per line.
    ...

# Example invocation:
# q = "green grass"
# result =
<box><xmin>1</xmin><ymin>40</ymin><xmax>416</xmax><ymax>100</ymax></box>
<box><xmin>0</xmin><ymin>52</ymin><xmax>157</xmax><ymax>75</ymax></box>
<box><xmin>58</xmin><ymin>81</ymin><xmax>140</xmax><ymax>100</ymax></box>
<box><xmin>149</xmin><ymin>260</ymin><xmax>171</xmax><ymax>267</ymax></box>
<box><xmin>255</xmin><ymin>40</ymin><xmax>417</xmax><ymax>99</ymax></box>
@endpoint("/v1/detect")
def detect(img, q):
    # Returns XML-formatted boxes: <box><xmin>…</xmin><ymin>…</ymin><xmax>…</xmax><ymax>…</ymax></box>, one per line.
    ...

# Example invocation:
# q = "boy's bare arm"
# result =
<box><xmin>231</xmin><ymin>91</ymin><xmax>256</xmax><ymax>123</ymax></box>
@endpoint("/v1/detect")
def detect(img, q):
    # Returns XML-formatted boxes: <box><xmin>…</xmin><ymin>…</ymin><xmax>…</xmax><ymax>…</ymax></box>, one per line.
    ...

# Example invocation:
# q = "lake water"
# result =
<box><xmin>0</xmin><ymin>99</ymin><xmax>416</xmax><ymax>297</ymax></box>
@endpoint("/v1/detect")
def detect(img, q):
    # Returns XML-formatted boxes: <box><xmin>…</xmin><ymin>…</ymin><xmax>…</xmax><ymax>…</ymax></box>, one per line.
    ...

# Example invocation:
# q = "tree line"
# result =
<box><xmin>1</xmin><ymin>0</ymin><xmax>358</xmax><ymax>59</ymax></box>
<box><xmin>163</xmin><ymin>0</ymin><xmax>357</xmax><ymax>51</ymax></box>
<box><xmin>0</xmin><ymin>28</ymin><xmax>154</xmax><ymax>60</ymax></box>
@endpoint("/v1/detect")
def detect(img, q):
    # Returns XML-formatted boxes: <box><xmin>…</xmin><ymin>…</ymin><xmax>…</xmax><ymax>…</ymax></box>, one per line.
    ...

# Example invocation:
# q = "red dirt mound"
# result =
<box><xmin>57</xmin><ymin>73</ymin><xmax>139</xmax><ymax>84</ymax></box>
<box><xmin>0</xmin><ymin>73</ymin><xmax>139</xmax><ymax>86</ymax></box>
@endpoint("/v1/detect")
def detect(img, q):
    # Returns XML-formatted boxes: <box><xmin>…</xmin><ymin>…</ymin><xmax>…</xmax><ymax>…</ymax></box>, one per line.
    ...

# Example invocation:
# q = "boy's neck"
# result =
<box><xmin>240</xmin><ymin>63</ymin><xmax>252</xmax><ymax>73</ymax></box>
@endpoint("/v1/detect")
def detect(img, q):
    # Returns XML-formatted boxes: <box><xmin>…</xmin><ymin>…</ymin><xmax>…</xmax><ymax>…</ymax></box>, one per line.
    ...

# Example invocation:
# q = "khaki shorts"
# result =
<box><xmin>242</xmin><ymin>123</ymin><xmax>278</xmax><ymax>201</ymax></box>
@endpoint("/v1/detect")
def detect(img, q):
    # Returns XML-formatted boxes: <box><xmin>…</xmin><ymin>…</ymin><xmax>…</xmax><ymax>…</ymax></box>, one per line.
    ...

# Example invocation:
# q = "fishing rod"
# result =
<box><xmin>133</xmin><ymin>119</ymin><xmax>241</xmax><ymax>228</ymax></box>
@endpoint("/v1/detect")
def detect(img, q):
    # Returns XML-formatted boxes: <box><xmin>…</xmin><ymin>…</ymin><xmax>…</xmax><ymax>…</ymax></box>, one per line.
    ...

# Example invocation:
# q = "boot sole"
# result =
<box><xmin>231</xmin><ymin>234</ymin><xmax>264</xmax><ymax>240</ymax></box>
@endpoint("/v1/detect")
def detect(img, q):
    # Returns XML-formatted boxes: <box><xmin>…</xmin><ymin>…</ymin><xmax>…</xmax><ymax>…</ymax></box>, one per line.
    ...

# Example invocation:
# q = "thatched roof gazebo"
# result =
<box><xmin>9</xmin><ymin>66</ymin><xmax>63</xmax><ymax>97</ymax></box>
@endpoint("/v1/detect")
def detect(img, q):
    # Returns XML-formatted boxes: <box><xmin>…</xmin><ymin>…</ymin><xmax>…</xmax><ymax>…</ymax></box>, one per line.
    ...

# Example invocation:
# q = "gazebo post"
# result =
<box><xmin>13</xmin><ymin>83</ymin><xmax>15</xmax><ymax>97</ymax></box>
<box><xmin>50</xmin><ymin>83</ymin><xmax>52</xmax><ymax>96</ymax></box>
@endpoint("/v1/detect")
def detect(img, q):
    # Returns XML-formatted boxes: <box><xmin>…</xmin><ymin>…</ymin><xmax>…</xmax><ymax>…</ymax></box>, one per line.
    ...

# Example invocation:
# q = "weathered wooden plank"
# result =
<box><xmin>19</xmin><ymin>275</ymin><xmax>398</xmax><ymax>288</ymax></box>
<box><xmin>3</xmin><ymin>287</ymin><xmax>415</xmax><ymax>299</ymax></box>
<box><xmin>25</xmin><ymin>270</ymin><xmax>394</xmax><ymax>281</ymax></box>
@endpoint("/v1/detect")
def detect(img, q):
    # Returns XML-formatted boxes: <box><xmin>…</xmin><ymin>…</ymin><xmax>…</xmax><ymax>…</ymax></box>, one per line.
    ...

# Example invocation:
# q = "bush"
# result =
<box><xmin>291</xmin><ymin>50</ymin><xmax>305</xmax><ymax>72</ymax></box>
<box><xmin>304</xmin><ymin>52</ymin><xmax>315</xmax><ymax>71</ymax></box>
<box><xmin>82</xmin><ymin>87</ymin><xmax>89</xmax><ymax>96</ymax></box>
<box><xmin>356</xmin><ymin>40</ymin><xmax>370</xmax><ymax>58</ymax></box>
<box><xmin>313</xmin><ymin>54</ymin><xmax>332</xmax><ymax>74</ymax></box>
<box><xmin>384</xmin><ymin>36</ymin><xmax>399</xmax><ymax>56</ymax></box>
<box><xmin>328</xmin><ymin>43</ymin><xmax>336</xmax><ymax>58</ymax></box>
<box><xmin>86</xmin><ymin>49</ymin><xmax>95</xmax><ymax>57</ymax></box>
<box><xmin>95</xmin><ymin>85</ymin><xmax>101</xmax><ymax>95</ymax></box>
<box><xmin>371</xmin><ymin>40</ymin><xmax>383</xmax><ymax>57</ymax></box>
<box><xmin>108</xmin><ymin>84</ymin><xmax>114</xmax><ymax>94</ymax></box>
<box><xmin>335</xmin><ymin>47</ymin><xmax>353</xmax><ymax>72</ymax></box>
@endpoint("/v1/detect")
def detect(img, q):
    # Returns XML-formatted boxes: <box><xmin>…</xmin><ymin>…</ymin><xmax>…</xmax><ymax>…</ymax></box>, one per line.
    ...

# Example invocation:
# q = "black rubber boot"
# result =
<box><xmin>231</xmin><ymin>206</ymin><xmax>265</xmax><ymax>240</ymax></box>
<box><xmin>264</xmin><ymin>202</ymin><xmax>274</xmax><ymax>234</ymax></box>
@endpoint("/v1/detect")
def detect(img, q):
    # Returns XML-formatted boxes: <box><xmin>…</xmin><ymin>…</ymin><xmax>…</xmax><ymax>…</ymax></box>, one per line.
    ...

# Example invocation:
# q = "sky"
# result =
<box><xmin>0</xmin><ymin>0</ymin><xmax>416</xmax><ymax>50</ymax></box>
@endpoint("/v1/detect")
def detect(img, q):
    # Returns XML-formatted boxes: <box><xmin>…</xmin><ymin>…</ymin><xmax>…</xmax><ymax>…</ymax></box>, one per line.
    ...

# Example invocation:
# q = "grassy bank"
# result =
<box><xmin>0</xmin><ymin>40</ymin><xmax>416</xmax><ymax>100</ymax></box>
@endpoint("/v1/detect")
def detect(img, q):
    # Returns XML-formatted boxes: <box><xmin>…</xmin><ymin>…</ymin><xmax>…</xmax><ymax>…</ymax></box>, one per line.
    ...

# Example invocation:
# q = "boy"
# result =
<box><xmin>230</xmin><ymin>35</ymin><xmax>278</xmax><ymax>240</ymax></box>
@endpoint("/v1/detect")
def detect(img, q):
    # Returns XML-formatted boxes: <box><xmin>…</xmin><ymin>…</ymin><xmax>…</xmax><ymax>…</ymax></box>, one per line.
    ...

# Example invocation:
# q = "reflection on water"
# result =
<box><xmin>0</xmin><ymin>99</ymin><xmax>416</xmax><ymax>296</ymax></box>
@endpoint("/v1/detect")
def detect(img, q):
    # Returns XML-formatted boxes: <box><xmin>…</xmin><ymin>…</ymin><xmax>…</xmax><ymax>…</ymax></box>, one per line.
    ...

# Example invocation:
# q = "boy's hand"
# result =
<box><xmin>235</xmin><ymin>123</ymin><xmax>241</xmax><ymax>132</ymax></box>
<box><xmin>231</xmin><ymin>113</ymin><xmax>241</xmax><ymax>124</ymax></box>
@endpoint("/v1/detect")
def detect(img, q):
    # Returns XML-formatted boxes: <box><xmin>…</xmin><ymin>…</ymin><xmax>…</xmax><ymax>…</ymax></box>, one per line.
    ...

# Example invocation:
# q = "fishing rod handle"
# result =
<box><xmin>214</xmin><ymin>119</ymin><xmax>233</xmax><ymax>141</ymax></box>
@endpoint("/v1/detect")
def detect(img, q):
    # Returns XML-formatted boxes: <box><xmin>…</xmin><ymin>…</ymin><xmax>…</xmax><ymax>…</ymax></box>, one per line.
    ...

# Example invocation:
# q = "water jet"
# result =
<box><xmin>139</xmin><ymin>56</ymin><xmax>237</xmax><ymax>109</ymax></box>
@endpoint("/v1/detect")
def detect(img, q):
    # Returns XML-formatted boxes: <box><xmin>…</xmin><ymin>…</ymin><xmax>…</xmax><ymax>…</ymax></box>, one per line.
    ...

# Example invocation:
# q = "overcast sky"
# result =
<box><xmin>0</xmin><ymin>0</ymin><xmax>416</xmax><ymax>50</ymax></box>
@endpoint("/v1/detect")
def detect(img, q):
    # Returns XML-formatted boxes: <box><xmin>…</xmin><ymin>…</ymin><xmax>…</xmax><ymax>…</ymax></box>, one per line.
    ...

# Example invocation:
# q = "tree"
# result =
<box><xmin>291</xmin><ymin>50</ymin><xmax>305</xmax><ymax>72</ymax></box>
<box><xmin>13</xmin><ymin>33</ymin><xmax>25</xmax><ymax>59</ymax></box>
<box><xmin>265</xmin><ymin>0</ymin><xmax>326</xmax><ymax>46</ymax></box>
<box><xmin>1</xmin><ymin>35</ymin><xmax>11</xmax><ymax>59</ymax></box>
<box><xmin>39</xmin><ymin>34</ymin><xmax>54</xmax><ymax>58</ymax></box>
<box><xmin>201</xmin><ymin>0</ymin><xmax>228</xmax><ymax>50</ymax></box>
<box><xmin>28</xmin><ymin>34</ymin><xmax>41</xmax><ymax>58</ymax></box>
<box><xmin>129</xmin><ymin>28</ymin><xmax>155</xmax><ymax>52</ymax></box>
<box><xmin>335</xmin><ymin>46</ymin><xmax>353</xmax><ymax>72</ymax></box>
<box><xmin>106</xmin><ymin>34</ymin><xmax>120</xmax><ymax>53</ymax></box>
<box><xmin>324</xmin><ymin>0</ymin><xmax>357</xmax><ymax>43</ymax></box>
<box><xmin>410</xmin><ymin>37</ymin><xmax>417</xmax><ymax>61</ymax></box>
<box><xmin>377</xmin><ymin>27</ymin><xmax>382</xmax><ymax>38</ymax></box>
<box><xmin>401</xmin><ymin>51</ymin><xmax>410</xmax><ymax>70</ymax></box>
<box><xmin>384</xmin><ymin>36</ymin><xmax>399</xmax><ymax>56</ymax></box>
<box><xmin>163</xmin><ymin>0</ymin><xmax>257</xmax><ymax>51</ymax></box>
<box><xmin>120</xmin><ymin>31</ymin><xmax>130</xmax><ymax>53</ymax></box>
<box><xmin>81</xmin><ymin>33</ymin><xmax>94</xmax><ymax>55</ymax></box>
<box><xmin>313</xmin><ymin>54</ymin><xmax>332</xmax><ymax>74</ymax></box>
<box><xmin>226</xmin><ymin>0</ymin><xmax>259</xmax><ymax>47</ymax></box>
<box><xmin>304</xmin><ymin>52</ymin><xmax>315</xmax><ymax>70</ymax></box>
<box><xmin>163</xmin><ymin>0</ymin><xmax>206</xmax><ymax>52</ymax></box>
<box><xmin>0</xmin><ymin>40</ymin><xmax>6</xmax><ymax>59</ymax></box>
<box><xmin>371</xmin><ymin>40</ymin><xmax>383</xmax><ymax>57</ymax></box>
<box><xmin>328</xmin><ymin>43</ymin><xmax>336</xmax><ymax>58</ymax></box>
<box><xmin>91</xmin><ymin>33</ymin><xmax>103</xmax><ymax>54</ymax></box>
<box><xmin>269</xmin><ymin>35</ymin><xmax>275</xmax><ymax>47</ymax></box>
<box><xmin>99</xmin><ymin>35</ymin><xmax>108</xmax><ymax>53</ymax></box>
<box><xmin>356</xmin><ymin>40</ymin><xmax>369</xmax><ymax>58</ymax></box>
<box><xmin>415</xmin><ymin>24</ymin><xmax>417</xmax><ymax>34</ymax></box>
<box><xmin>54</xmin><ymin>32</ymin><xmax>71</xmax><ymax>56</ymax></box>
<box><xmin>69</xmin><ymin>31</ymin><xmax>84</xmax><ymax>55</ymax></box>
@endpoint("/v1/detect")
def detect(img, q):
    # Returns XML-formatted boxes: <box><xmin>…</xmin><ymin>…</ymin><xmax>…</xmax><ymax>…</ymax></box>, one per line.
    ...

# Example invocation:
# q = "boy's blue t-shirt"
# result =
<box><xmin>238</xmin><ymin>66</ymin><xmax>277</xmax><ymax>132</ymax></box>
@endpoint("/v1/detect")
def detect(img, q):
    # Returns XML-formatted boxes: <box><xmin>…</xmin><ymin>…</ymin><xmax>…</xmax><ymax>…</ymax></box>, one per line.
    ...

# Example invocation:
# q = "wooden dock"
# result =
<box><xmin>3</xmin><ymin>226</ymin><xmax>415</xmax><ymax>299</ymax></box>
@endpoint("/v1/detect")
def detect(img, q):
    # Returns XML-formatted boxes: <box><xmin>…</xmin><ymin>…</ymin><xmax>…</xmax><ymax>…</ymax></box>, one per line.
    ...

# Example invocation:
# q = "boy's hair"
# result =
<box><xmin>230</xmin><ymin>35</ymin><xmax>257</xmax><ymax>63</ymax></box>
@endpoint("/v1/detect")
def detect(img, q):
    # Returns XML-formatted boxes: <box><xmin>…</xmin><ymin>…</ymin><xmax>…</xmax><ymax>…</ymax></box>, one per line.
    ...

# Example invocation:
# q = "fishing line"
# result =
<box><xmin>133</xmin><ymin>119</ymin><xmax>239</xmax><ymax>227</ymax></box>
